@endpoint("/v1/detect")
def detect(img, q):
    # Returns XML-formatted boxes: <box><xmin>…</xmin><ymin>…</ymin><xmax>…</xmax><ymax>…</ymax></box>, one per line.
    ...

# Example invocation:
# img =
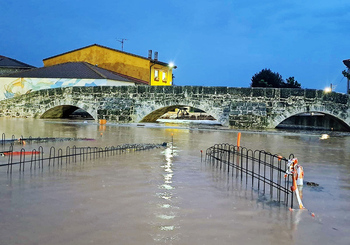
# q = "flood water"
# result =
<box><xmin>0</xmin><ymin>118</ymin><xmax>349</xmax><ymax>245</ymax></box>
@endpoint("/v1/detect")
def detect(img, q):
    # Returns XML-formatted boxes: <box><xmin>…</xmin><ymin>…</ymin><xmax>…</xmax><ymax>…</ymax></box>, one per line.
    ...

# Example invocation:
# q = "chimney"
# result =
<box><xmin>154</xmin><ymin>51</ymin><xmax>158</xmax><ymax>61</ymax></box>
<box><xmin>148</xmin><ymin>50</ymin><xmax>152</xmax><ymax>59</ymax></box>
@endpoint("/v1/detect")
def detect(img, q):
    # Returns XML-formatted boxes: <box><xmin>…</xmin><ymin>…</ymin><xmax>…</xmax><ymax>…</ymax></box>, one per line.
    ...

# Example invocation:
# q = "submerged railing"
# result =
<box><xmin>1</xmin><ymin>133</ymin><xmax>94</xmax><ymax>145</ymax></box>
<box><xmin>205</xmin><ymin>143</ymin><xmax>295</xmax><ymax>208</ymax></box>
<box><xmin>1</xmin><ymin>143</ymin><xmax>167</xmax><ymax>174</ymax></box>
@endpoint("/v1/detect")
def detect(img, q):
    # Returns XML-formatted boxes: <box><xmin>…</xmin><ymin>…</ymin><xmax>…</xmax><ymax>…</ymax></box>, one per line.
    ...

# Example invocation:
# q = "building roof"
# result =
<box><xmin>0</xmin><ymin>55</ymin><xmax>35</xmax><ymax>69</ymax></box>
<box><xmin>43</xmin><ymin>44</ymin><xmax>171</xmax><ymax>67</ymax></box>
<box><xmin>0</xmin><ymin>62</ymin><xmax>148</xmax><ymax>84</ymax></box>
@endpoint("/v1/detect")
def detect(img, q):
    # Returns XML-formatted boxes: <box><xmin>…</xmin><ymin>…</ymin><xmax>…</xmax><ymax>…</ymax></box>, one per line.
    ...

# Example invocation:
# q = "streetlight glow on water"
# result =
<box><xmin>0</xmin><ymin>118</ymin><xmax>349</xmax><ymax>245</ymax></box>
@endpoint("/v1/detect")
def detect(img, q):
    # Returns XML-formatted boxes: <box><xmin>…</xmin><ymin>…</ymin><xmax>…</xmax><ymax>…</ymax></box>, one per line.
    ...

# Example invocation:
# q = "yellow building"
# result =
<box><xmin>43</xmin><ymin>44</ymin><xmax>176</xmax><ymax>86</ymax></box>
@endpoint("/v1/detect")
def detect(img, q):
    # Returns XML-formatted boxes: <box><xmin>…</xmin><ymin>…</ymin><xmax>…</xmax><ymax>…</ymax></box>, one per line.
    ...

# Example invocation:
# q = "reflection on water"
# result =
<box><xmin>320</xmin><ymin>134</ymin><xmax>330</xmax><ymax>140</ymax></box>
<box><xmin>0</xmin><ymin>118</ymin><xmax>349</xmax><ymax>245</ymax></box>
<box><xmin>153</xmin><ymin>143</ymin><xmax>180</xmax><ymax>242</ymax></box>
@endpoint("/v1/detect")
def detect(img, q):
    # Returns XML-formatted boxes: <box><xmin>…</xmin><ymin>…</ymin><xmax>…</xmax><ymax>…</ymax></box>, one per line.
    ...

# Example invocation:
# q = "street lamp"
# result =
<box><xmin>168</xmin><ymin>62</ymin><xmax>177</xmax><ymax>85</ymax></box>
<box><xmin>324</xmin><ymin>84</ymin><xmax>332</xmax><ymax>93</ymax></box>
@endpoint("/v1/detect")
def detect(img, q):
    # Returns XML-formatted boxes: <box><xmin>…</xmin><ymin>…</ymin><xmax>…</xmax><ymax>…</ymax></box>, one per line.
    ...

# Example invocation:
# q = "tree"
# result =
<box><xmin>284</xmin><ymin>76</ymin><xmax>301</xmax><ymax>88</ymax></box>
<box><xmin>251</xmin><ymin>69</ymin><xmax>284</xmax><ymax>88</ymax></box>
<box><xmin>251</xmin><ymin>69</ymin><xmax>301</xmax><ymax>88</ymax></box>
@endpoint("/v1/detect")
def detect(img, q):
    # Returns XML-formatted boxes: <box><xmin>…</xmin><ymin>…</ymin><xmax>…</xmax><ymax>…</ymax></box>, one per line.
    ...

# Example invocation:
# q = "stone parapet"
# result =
<box><xmin>0</xmin><ymin>86</ymin><xmax>349</xmax><ymax>129</ymax></box>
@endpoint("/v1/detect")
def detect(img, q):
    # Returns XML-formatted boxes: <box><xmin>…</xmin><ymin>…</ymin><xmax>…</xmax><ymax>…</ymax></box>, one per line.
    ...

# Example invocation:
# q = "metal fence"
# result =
<box><xmin>1</xmin><ymin>143</ymin><xmax>166</xmax><ymax>174</ymax></box>
<box><xmin>205</xmin><ymin>143</ymin><xmax>296</xmax><ymax>208</ymax></box>
<box><xmin>1</xmin><ymin>133</ymin><xmax>94</xmax><ymax>145</ymax></box>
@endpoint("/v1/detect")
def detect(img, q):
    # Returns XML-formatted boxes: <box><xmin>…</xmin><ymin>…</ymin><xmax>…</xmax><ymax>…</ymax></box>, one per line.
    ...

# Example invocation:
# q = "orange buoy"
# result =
<box><xmin>286</xmin><ymin>158</ymin><xmax>305</xmax><ymax>209</ymax></box>
<box><xmin>296</xmin><ymin>165</ymin><xmax>304</xmax><ymax>186</ymax></box>
<box><xmin>99</xmin><ymin>119</ymin><xmax>107</xmax><ymax>125</ymax></box>
<box><xmin>292</xmin><ymin>164</ymin><xmax>305</xmax><ymax>209</ymax></box>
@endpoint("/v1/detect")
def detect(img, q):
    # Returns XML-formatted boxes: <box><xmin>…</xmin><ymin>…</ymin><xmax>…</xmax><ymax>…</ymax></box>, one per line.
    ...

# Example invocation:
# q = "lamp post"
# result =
<box><xmin>324</xmin><ymin>84</ymin><xmax>332</xmax><ymax>93</ymax></box>
<box><xmin>347</xmin><ymin>68</ymin><xmax>350</xmax><ymax>95</ymax></box>
<box><xmin>342</xmin><ymin>59</ymin><xmax>350</xmax><ymax>94</ymax></box>
<box><xmin>168</xmin><ymin>62</ymin><xmax>176</xmax><ymax>85</ymax></box>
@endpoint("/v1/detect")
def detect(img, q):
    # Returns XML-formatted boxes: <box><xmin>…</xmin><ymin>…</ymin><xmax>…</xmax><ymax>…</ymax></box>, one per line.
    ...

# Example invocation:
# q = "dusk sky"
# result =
<box><xmin>1</xmin><ymin>0</ymin><xmax>350</xmax><ymax>93</ymax></box>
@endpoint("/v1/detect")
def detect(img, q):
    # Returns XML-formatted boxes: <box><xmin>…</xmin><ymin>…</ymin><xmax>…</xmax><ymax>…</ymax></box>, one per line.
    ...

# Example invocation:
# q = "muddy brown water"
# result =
<box><xmin>0</xmin><ymin>118</ymin><xmax>349</xmax><ymax>245</ymax></box>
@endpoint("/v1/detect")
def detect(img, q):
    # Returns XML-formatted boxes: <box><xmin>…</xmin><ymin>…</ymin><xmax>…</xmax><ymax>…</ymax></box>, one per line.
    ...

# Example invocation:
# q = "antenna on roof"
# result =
<box><xmin>117</xmin><ymin>38</ymin><xmax>127</xmax><ymax>51</ymax></box>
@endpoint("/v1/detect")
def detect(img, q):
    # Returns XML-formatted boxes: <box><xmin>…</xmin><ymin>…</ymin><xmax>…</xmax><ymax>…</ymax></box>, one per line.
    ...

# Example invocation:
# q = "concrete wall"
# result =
<box><xmin>44</xmin><ymin>45</ymin><xmax>150</xmax><ymax>82</ymax></box>
<box><xmin>0</xmin><ymin>86</ymin><xmax>349</xmax><ymax>130</ymax></box>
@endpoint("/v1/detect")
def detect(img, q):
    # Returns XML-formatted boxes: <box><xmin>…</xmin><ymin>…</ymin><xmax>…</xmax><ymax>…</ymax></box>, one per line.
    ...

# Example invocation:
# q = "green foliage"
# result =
<box><xmin>285</xmin><ymin>77</ymin><xmax>301</xmax><ymax>88</ymax></box>
<box><xmin>251</xmin><ymin>69</ymin><xmax>283</xmax><ymax>88</ymax></box>
<box><xmin>251</xmin><ymin>69</ymin><xmax>301</xmax><ymax>88</ymax></box>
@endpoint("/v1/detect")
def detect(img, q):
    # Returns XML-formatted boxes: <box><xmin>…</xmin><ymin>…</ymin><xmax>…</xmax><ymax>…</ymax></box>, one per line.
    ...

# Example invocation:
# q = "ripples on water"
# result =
<box><xmin>0</xmin><ymin>118</ymin><xmax>349</xmax><ymax>245</ymax></box>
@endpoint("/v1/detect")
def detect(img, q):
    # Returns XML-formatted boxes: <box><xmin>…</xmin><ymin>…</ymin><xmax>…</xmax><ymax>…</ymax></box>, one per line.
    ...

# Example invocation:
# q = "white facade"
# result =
<box><xmin>0</xmin><ymin>77</ymin><xmax>135</xmax><ymax>100</ymax></box>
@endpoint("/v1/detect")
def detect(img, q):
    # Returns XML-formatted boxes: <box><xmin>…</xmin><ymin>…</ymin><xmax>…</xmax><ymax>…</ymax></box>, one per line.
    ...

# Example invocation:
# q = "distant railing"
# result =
<box><xmin>1</xmin><ymin>133</ymin><xmax>95</xmax><ymax>145</ymax></box>
<box><xmin>1</xmin><ymin>143</ymin><xmax>167</xmax><ymax>174</ymax></box>
<box><xmin>205</xmin><ymin>143</ymin><xmax>295</xmax><ymax>208</ymax></box>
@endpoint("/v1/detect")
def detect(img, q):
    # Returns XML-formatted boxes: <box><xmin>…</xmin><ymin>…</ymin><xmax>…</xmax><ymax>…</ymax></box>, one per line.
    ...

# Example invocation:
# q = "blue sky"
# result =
<box><xmin>1</xmin><ymin>0</ymin><xmax>350</xmax><ymax>92</ymax></box>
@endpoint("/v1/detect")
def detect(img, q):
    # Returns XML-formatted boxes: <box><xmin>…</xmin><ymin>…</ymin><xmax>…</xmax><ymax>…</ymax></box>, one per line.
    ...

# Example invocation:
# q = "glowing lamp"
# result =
<box><xmin>324</xmin><ymin>87</ymin><xmax>332</xmax><ymax>93</ymax></box>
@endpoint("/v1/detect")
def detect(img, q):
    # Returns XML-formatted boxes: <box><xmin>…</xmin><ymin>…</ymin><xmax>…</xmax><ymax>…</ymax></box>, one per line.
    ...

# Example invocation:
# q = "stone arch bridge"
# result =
<box><xmin>0</xmin><ymin>86</ymin><xmax>349</xmax><ymax>130</ymax></box>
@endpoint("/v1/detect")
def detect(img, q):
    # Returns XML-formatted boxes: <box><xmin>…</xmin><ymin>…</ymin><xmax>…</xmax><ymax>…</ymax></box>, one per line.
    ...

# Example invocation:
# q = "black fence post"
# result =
<box><xmin>204</xmin><ymin>143</ymin><xmax>295</xmax><ymax>208</ymax></box>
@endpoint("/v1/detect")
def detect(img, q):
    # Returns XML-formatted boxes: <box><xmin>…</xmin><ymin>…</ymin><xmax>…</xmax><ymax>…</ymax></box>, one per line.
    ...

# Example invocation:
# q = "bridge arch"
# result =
<box><xmin>272</xmin><ymin>107</ymin><xmax>350</xmax><ymax>131</ymax></box>
<box><xmin>41</xmin><ymin>105</ymin><xmax>95</xmax><ymax>120</ymax></box>
<box><xmin>139</xmin><ymin>104</ymin><xmax>219</xmax><ymax>123</ymax></box>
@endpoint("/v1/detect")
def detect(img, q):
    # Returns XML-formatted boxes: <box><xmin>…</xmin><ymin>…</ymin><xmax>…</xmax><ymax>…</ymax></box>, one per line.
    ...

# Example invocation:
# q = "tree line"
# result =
<box><xmin>251</xmin><ymin>68</ymin><xmax>301</xmax><ymax>88</ymax></box>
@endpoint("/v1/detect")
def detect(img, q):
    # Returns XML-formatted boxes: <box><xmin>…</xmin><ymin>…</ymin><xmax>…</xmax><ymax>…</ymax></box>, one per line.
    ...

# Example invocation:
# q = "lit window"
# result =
<box><xmin>162</xmin><ymin>71</ymin><xmax>167</xmax><ymax>82</ymax></box>
<box><xmin>154</xmin><ymin>70</ymin><xmax>159</xmax><ymax>81</ymax></box>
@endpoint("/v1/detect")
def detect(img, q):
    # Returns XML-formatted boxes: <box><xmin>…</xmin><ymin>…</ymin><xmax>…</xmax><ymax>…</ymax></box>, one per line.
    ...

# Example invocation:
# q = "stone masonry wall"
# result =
<box><xmin>0</xmin><ymin>86</ymin><xmax>349</xmax><ymax>129</ymax></box>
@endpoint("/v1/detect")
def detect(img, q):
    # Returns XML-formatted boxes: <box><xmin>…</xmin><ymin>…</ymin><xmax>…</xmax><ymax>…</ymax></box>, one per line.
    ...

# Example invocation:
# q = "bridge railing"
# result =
<box><xmin>205</xmin><ymin>143</ymin><xmax>295</xmax><ymax>208</ymax></box>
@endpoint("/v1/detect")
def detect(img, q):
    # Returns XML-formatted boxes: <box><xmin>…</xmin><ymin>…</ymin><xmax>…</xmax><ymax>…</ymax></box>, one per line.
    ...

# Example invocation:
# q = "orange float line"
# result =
<box><xmin>1</xmin><ymin>151</ymin><xmax>41</xmax><ymax>156</ymax></box>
